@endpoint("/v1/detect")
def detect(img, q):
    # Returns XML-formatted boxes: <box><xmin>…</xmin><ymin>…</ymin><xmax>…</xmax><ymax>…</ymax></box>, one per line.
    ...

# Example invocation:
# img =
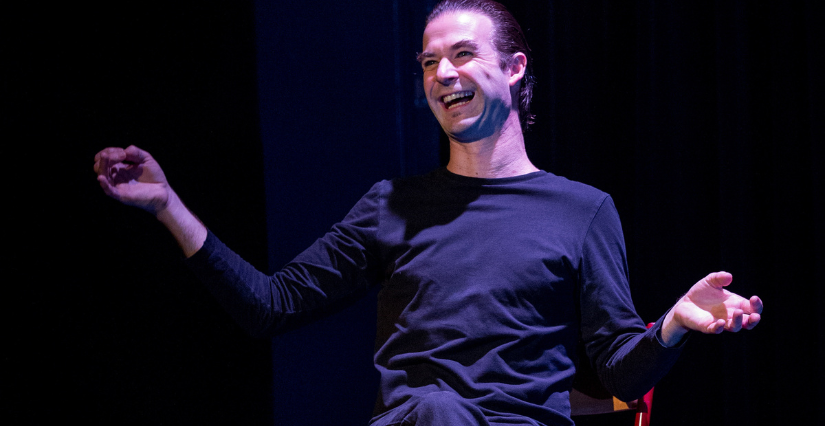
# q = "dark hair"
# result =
<box><xmin>426</xmin><ymin>0</ymin><xmax>536</xmax><ymax>130</ymax></box>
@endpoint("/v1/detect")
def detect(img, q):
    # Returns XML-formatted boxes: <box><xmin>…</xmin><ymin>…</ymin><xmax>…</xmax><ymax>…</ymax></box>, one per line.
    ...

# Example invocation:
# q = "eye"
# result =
<box><xmin>456</xmin><ymin>51</ymin><xmax>473</xmax><ymax>59</ymax></box>
<box><xmin>422</xmin><ymin>59</ymin><xmax>438</xmax><ymax>70</ymax></box>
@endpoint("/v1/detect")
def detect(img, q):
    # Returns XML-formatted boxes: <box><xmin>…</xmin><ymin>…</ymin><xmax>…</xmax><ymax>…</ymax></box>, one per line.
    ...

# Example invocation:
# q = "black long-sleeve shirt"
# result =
<box><xmin>185</xmin><ymin>168</ymin><xmax>683</xmax><ymax>425</ymax></box>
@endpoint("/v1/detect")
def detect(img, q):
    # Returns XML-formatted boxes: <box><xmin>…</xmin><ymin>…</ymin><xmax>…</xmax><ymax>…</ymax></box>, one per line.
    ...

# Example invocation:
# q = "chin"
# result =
<box><xmin>449</xmin><ymin>118</ymin><xmax>500</xmax><ymax>142</ymax></box>
<box><xmin>441</xmin><ymin>123</ymin><xmax>475</xmax><ymax>141</ymax></box>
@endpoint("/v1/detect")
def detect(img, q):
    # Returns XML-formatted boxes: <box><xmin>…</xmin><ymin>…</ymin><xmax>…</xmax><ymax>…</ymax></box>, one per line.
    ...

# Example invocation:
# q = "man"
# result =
<box><xmin>94</xmin><ymin>1</ymin><xmax>762</xmax><ymax>425</ymax></box>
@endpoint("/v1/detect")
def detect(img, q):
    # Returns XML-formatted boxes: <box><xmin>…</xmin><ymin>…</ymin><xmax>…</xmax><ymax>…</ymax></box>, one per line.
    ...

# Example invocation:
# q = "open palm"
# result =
<box><xmin>673</xmin><ymin>271</ymin><xmax>763</xmax><ymax>334</ymax></box>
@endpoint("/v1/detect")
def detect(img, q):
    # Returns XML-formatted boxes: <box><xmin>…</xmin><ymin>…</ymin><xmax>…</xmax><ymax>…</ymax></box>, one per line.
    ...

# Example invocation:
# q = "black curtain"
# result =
<box><xmin>7</xmin><ymin>1</ymin><xmax>273</xmax><ymax>424</ymax></box>
<box><xmin>505</xmin><ymin>1</ymin><xmax>824</xmax><ymax>425</ymax></box>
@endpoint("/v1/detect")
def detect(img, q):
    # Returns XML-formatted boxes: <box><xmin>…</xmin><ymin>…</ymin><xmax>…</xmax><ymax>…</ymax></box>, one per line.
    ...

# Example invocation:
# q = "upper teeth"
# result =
<box><xmin>442</xmin><ymin>91</ymin><xmax>473</xmax><ymax>103</ymax></box>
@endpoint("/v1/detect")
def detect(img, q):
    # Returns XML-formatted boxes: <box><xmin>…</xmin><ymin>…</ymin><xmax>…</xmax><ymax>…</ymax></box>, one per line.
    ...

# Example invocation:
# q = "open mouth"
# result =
<box><xmin>441</xmin><ymin>91</ymin><xmax>474</xmax><ymax>109</ymax></box>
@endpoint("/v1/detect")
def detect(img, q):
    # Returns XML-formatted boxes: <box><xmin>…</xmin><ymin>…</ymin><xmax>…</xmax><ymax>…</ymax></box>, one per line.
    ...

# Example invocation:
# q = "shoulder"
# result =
<box><xmin>378</xmin><ymin>169</ymin><xmax>454</xmax><ymax>205</ymax></box>
<box><xmin>513</xmin><ymin>172</ymin><xmax>613</xmax><ymax>224</ymax></box>
<box><xmin>537</xmin><ymin>172</ymin><xmax>610</xmax><ymax>206</ymax></box>
<box><xmin>346</xmin><ymin>172</ymin><xmax>442</xmax><ymax>218</ymax></box>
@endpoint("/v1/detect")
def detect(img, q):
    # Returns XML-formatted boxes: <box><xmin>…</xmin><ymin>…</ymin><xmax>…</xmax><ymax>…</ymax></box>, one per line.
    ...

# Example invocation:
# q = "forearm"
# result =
<box><xmin>155</xmin><ymin>188</ymin><xmax>207</xmax><ymax>258</ymax></box>
<box><xmin>595</xmin><ymin>317</ymin><xmax>684</xmax><ymax>401</ymax></box>
<box><xmin>185</xmin><ymin>228</ymin><xmax>377</xmax><ymax>338</ymax></box>
<box><xmin>185</xmin><ymin>231</ymin><xmax>283</xmax><ymax>337</ymax></box>
<box><xmin>181</xmin><ymin>182</ymin><xmax>382</xmax><ymax>337</ymax></box>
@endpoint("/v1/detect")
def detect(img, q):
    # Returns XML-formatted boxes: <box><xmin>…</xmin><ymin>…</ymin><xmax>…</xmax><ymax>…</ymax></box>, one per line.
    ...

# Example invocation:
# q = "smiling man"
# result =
<box><xmin>419</xmin><ymin>2</ymin><xmax>537</xmax><ymax>178</ymax></box>
<box><xmin>94</xmin><ymin>1</ymin><xmax>762</xmax><ymax>425</ymax></box>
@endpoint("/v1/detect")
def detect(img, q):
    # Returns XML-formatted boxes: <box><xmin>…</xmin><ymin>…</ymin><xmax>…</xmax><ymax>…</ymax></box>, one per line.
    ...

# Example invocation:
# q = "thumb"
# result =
<box><xmin>704</xmin><ymin>271</ymin><xmax>733</xmax><ymax>289</ymax></box>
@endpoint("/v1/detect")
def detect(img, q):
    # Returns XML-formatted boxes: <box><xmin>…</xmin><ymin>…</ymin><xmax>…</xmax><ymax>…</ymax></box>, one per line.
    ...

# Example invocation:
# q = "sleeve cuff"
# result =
<box><xmin>651</xmin><ymin>310</ymin><xmax>691</xmax><ymax>349</ymax></box>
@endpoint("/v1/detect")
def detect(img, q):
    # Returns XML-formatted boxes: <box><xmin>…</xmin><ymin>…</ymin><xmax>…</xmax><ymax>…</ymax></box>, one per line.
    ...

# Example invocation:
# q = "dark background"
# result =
<box><xmin>6</xmin><ymin>0</ymin><xmax>822</xmax><ymax>425</ymax></box>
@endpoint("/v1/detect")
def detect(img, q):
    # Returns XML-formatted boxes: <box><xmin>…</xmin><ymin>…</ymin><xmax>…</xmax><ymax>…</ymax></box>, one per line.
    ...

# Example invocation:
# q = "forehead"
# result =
<box><xmin>422</xmin><ymin>10</ymin><xmax>495</xmax><ymax>51</ymax></box>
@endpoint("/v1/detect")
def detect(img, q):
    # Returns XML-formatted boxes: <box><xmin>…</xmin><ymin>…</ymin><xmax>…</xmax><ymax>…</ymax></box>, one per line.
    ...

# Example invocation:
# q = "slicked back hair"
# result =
<box><xmin>426</xmin><ymin>0</ymin><xmax>536</xmax><ymax>130</ymax></box>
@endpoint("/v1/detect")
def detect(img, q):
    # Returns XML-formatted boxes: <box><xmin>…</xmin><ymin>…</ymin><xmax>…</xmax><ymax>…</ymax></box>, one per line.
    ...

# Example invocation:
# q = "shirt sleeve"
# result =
<box><xmin>184</xmin><ymin>182</ymin><xmax>384</xmax><ymax>337</ymax></box>
<box><xmin>578</xmin><ymin>195</ymin><xmax>684</xmax><ymax>401</ymax></box>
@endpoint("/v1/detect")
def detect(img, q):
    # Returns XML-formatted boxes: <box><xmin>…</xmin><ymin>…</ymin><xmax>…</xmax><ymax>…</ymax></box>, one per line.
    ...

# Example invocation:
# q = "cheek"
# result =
<box><xmin>422</xmin><ymin>77</ymin><xmax>435</xmax><ymax>96</ymax></box>
<box><xmin>423</xmin><ymin>80</ymin><xmax>441</xmax><ymax>107</ymax></box>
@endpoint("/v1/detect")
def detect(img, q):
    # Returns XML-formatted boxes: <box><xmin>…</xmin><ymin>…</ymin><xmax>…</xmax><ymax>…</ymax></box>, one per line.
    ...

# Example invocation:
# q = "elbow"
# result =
<box><xmin>610</xmin><ymin>384</ymin><xmax>653</xmax><ymax>403</ymax></box>
<box><xmin>224</xmin><ymin>303</ymin><xmax>285</xmax><ymax>339</ymax></box>
<box><xmin>597</xmin><ymin>363</ymin><xmax>659</xmax><ymax>402</ymax></box>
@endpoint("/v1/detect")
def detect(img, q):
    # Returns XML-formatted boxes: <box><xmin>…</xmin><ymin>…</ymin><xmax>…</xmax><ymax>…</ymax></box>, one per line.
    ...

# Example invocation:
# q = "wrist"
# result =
<box><xmin>155</xmin><ymin>189</ymin><xmax>207</xmax><ymax>257</ymax></box>
<box><xmin>155</xmin><ymin>187</ymin><xmax>182</xmax><ymax>221</ymax></box>
<box><xmin>661</xmin><ymin>307</ymin><xmax>690</xmax><ymax>347</ymax></box>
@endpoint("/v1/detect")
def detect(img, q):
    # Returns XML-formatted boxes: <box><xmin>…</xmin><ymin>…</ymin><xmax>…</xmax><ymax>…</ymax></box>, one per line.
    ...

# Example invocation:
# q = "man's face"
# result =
<box><xmin>420</xmin><ymin>10</ymin><xmax>519</xmax><ymax>142</ymax></box>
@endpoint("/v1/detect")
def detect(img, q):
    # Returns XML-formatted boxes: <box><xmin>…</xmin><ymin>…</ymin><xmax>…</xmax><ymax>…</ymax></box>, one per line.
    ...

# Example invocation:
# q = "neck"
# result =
<box><xmin>446</xmin><ymin>115</ymin><xmax>539</xmax><ymax>178</ymax></box>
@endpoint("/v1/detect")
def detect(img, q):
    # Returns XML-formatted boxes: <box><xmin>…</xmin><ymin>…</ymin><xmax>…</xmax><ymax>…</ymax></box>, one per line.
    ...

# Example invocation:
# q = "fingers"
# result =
<box><xmin>97</xmin><ymin>173</ymin><xmax>122</xmax><ymax>201</ymax></box>
<box><xmin>707</xmin><ymin>319</ymin><xmax>725</xmax><ymax>334</ymax></box>
<box><xmin>744</xmin><ymin>313</ymin><xmax>761</xmax><ymax>330</ymax></box>
<box><xmin>736</xmin><ymin>295</ymin><xmax>763</xmax><ymax>330</ymax></box>
<box><xmin>727</xmin><ymin>309</ymin><xmax>744</xmax><ymax>332</ymax></box>
<box><xmin>94</xmin><ymin>146</ymin><xmax>149</xmax><ymax>174</ymax></box>
<box><xmin>726</xmin><ymin>298</ymin><xmax>763</xmax><ymax>332</ymax></box>
<box><xmin>94</xmin><ymin>146</ymin><xmax>140</xmax><ymax>201</ymax></box>
<box><xmin>725</xmin><ymin>294</ymin><xmax>763</xmax><ymax>332</ymax></box>
<box><xmin>726</xmin><ymin>311</ymin><xmax>761</xmax><ymax>332</ymax></box>
<box><xmin>94</xmin><ymin>147</ymin><xmax>126</xmax><ymax>176</ymax></box>
<box><xmin>747</xmin><ymin>295</ymin><xmax>764</xmax><ymax>314</ymax></box>
<box><xmin>743</xmin><ymin>296</ymin><xmax>762</xmax><ymax>330</ymax></box>
<box><xmin>123</xmin><ymin>145</ymin><xmax>151</xmax><ymax>164</ymax></box>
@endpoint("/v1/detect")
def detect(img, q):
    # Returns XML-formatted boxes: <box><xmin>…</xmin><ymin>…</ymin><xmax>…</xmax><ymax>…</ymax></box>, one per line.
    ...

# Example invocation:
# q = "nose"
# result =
<box><xmin>436</xmin><ymin>58</ymin><xmax>459</xmax><ymax>85</ymax></box>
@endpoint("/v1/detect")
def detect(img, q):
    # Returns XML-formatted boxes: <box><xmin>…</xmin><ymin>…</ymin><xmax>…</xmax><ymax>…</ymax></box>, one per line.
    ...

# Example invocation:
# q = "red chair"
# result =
<box><xmin>570</xmin><ymin>323</ymin><xmax>655</xmax><ymax>426</ymax></box>
<box><xmin>570</xmin><ymin>385</ymin><xmax>654</xmax><ymax>426</ymax></box>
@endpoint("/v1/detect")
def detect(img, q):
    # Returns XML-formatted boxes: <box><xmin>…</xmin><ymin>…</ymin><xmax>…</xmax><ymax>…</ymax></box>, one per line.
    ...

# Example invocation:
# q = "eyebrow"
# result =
<box><xmin>416</xmin><ymin>39</ymin><xmax>481</xmax><ymax>63</ymax></box>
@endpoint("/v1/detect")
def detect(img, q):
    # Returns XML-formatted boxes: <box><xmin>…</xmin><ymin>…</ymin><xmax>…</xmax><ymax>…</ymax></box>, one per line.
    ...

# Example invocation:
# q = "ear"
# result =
<box><xmin>508</xmin><ymin>52</ymin><xmax>527</xmax><ymax>87</ymax></box>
